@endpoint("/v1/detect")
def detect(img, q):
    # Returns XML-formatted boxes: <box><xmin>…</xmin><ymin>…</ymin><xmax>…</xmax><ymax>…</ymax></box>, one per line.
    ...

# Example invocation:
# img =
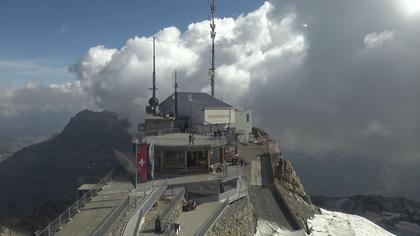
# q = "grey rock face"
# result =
<box><xmin>274</xmin><ymin>157</ymin><xmax>320</xmax><ymax>232</ymax></box>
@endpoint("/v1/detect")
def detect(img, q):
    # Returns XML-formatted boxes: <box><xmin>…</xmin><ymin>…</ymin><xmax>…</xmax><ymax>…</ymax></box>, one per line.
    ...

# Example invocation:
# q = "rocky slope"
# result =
<box><xmin>312</xmin><ymin>195</ymin><xmax>420</xmax><ymax>236</ymax></box>
<box><xmin>0</xmin><ymin>110</ymin><xmax>132</xmax><ymax>234</ymax></box>
<box><xmin>274</xmin><ymin>156</ymin><xmax>320</xmax><ymax>232</ymax></box>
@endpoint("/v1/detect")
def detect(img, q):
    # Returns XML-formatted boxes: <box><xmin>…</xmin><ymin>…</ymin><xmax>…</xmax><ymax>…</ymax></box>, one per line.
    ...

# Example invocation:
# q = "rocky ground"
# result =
<box><xmin>209</xmin><ymin>196</ymin><xmax>254</xmax><ymax>236</ymax></box>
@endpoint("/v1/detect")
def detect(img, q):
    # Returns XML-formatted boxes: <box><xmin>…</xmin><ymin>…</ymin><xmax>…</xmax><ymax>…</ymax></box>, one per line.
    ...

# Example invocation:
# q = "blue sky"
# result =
<box><xmin>0</xmin><ymin>0</ymin><xmax>264</xmax><ymax>85</ymax></box>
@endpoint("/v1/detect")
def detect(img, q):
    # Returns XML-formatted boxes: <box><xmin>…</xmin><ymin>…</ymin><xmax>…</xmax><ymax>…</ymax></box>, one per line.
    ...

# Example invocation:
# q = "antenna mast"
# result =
<box><xmin>152</xmin><ymin>36</ymin><xmax>156</xmax><ymax>99</ymax></box>
<box><xmin>174</xmin><ymin>70</ymin><xmax>179</xmax><ymax>117</ymax></box>
<box><xmin>148</xmin><ymin>36</ymin><xmax>159</xmax><ymax>114</ymax></box>
<box><xmin>209</xmin><ymin>0</ymin><xmax>216</xmax><ymax>97</ymax></box>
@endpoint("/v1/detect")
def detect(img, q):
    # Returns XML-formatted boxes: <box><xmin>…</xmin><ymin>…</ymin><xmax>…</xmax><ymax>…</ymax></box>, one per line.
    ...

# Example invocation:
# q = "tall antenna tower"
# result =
<box><xmin>209</xmin><ymin>0</ymin><xmax>216</xmax><ymax>97</ymax></box>
<box><xmin>148</xmin><ymin>36</ymin><xmax>159</xmax><ymax>114</ymax></box>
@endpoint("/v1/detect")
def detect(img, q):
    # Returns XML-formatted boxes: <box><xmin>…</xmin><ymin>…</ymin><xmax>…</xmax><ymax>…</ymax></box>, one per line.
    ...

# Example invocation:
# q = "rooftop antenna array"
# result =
<box><xmin>209</xmin><ymin>0</ymin><xmax>216</xmax><ymax>97</ymax></box>
<box><xmin>174</xmin><ymin>70</ymin><xmax>179</xmax><ymax>117</ymax></box>
<box><xmin>148</xmin><ymin>36</ymin><xmax>159</xmax><ymax>114</ymax></box>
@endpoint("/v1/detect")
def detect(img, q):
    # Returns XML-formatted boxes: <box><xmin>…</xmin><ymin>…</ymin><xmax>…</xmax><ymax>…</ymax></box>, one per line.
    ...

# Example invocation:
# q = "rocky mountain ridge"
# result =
<box><xmin>0</xmin><ymin>110</ymin><xmax>132</xmax><ymax>234</ymax></box>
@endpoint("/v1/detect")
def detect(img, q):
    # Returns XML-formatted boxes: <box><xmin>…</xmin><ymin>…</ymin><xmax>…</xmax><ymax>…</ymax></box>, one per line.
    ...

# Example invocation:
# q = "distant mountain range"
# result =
<box><xmin>312</xmin><ymin>195</ymin><xmax>420</xmax><ymax>236</ymax></box>
<box><xmin>0</xmin><ymin>110</ymin><xmax>132</xmax><ymax>234</ymax></box>
<box><xmin>0</xmin><ymin>110</ymin><xmax>75</xmax><ymax>162</ymax></box>
<box><xmin>285</xmin><ymin>150</ymin><xmax>420</xmax><ymax>202</ymax></box>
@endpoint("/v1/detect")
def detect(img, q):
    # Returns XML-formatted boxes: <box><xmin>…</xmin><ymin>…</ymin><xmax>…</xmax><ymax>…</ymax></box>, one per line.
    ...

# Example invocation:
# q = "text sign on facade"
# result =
<box><xmin>204</xmin><ymin>109</ymin><xmax>235</xmax><ymax>124</ymax></box>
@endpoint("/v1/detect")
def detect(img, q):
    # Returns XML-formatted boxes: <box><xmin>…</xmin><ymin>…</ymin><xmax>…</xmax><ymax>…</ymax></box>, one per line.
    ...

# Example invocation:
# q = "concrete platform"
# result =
<box><xmin>176</xmin><ymin>201</ymin><xmax>220</xmax><ymax>236</ymax></box>
<box><xmin>139</xmin><ymin>197</ymin><xmax>171</xmax><ymax>235</ymax></box>
<box><xmin>55</xmin><ymin>179</ymin><xmax>132</xmax><ymax>236</ymax></box>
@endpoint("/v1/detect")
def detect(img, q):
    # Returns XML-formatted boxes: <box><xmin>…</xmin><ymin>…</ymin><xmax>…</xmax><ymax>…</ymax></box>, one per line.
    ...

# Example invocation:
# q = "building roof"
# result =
<box><xmin>158</xmin><ymin>92</ymin><xmax>232</xmax><ymax>115</ymax></box>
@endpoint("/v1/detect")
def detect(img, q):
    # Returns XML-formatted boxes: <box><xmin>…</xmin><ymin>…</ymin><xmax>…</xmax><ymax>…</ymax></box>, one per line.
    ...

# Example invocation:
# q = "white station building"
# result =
<box><xmin>139</xmin><ymin>92</ymin><xmax>252</xmax><ymax>175</ymax></box>
<box><xmin>142</xmin><ymin>92</ymin><xmax>252</xmax><ymax>143</ymax></box>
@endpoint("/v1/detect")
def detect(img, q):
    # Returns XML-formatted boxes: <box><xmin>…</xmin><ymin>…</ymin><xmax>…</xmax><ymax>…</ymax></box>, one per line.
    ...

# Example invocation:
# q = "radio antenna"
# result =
<box><xmin>209</xmin><ymin>0</ymin><xmax>216</xmax><ymax>97</ymax></box>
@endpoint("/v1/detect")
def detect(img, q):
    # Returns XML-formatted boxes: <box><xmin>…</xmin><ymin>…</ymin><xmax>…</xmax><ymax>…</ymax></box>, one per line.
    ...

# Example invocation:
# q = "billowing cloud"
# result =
<box><xmin>2</xmin><ymin>0</ymin><xmax>420</xmax><ymax>163</ymax></box>
<box><xmin>264</xmin><ymin>0</ymin><xmax>420</xmax><ymax>161</ymax></box>
<box><xmin>70</xmin><ymin>1</ymin><xmax>306</xmax><ymax>120</ymax></box>
<box><xmin>0</xmin><ymin>80</ymin><xmax>93</xmax><ymax>117</ymax></box>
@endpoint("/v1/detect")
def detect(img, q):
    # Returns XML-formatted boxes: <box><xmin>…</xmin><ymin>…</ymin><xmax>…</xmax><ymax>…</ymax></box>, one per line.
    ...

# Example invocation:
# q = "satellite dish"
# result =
<box><xmin>149</xmin><ymin>97</ymin><xmax>159</xmax><ymax>107</ymax></box>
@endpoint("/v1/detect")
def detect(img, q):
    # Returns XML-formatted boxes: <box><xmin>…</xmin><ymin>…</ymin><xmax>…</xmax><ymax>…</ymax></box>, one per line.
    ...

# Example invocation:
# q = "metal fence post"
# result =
<box><xmin>47</xmin><ymin>224</ymin><xmax>51</xmax><ymax>236</ymax></box>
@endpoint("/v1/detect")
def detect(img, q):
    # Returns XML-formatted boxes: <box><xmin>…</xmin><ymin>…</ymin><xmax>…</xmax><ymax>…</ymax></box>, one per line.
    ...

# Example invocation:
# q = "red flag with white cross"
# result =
<box><xmin>138</xmin><ymin>143</ymin><xmax>147</xmax><ymax>183</ymax></box>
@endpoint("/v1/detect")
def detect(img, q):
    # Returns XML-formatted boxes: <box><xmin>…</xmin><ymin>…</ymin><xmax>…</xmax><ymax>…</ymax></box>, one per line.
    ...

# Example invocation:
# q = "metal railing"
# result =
<box><xmin>90</xmin><ymin>197</ymin><xmax>130</xmax><ymax>236</ymax></box>
<box><xmin>159</xmin><ymin>188</ymin><xmax>184</xmax><ymax>219</ymax></box>
<box><xmin>34</xmin><ymin>170</ymin><xmax>114</xmax><ymax>236</ymax></box>
<box><xmin>193</xmin><ymin>198</ymin><xmax>230</xmax><ymax>236</ymax></box>
<box><xmin>138</xmin><ymin>128</ymin><xmax>180</xmax><ymax>138</ymax></box>
<box><xmin>157</xmin><ymin>188</ymin><xmax>185</xmax><ymax>232</ymax></box>
<box><xmin>121</xmin><ymin>180</ymin><xmax>168</xmax><ymax>236</ymax></box>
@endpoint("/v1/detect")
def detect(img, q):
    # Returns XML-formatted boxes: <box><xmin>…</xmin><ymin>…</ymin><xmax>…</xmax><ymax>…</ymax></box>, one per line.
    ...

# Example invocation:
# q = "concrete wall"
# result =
<box><xmin>233</xmin><ymin>110</ymin><xmax>253</xmax><ymax>143</ymax></box>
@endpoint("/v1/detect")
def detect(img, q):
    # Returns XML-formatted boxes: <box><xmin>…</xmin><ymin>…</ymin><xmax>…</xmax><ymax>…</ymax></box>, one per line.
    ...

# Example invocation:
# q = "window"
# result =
<box><xmin>246</xmin><ymin>113</ymin><xmax>250</xmax><ymax>122</ymax></box>
<box><xmin>198</xmin><ymin>151</ymin><xmax>208</xmax><ymax>168</ymax></box>
<box><xmin>187</xmin><ymin>152</ymin><xmax>197</xmax><ymax>167</ymax></box>
<box><xmin>164</xmin><ymin>151</ymin><xmax>184</xmax><ymax>168</ymax></box>
<box><xmin>187</xmin><ymin>151</ymin><xmax>208</xmax><ymax>168</ymax></box>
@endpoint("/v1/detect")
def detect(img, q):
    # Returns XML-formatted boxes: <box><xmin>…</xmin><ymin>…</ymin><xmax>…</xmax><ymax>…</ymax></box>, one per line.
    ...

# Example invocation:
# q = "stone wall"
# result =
<box><xmin>208</xmin><ymin>197</ymin><xmax>254</xmax><ymax>236</ymax></box>
<box><xmin>160</xmin><ymin>195</ymin><xmax>184</xmax><ymax>231</ymax></box>
<box><xmin>274</xmin><ymin>158</ymin><xmax>320</xmax><ymax>233</ymax></box>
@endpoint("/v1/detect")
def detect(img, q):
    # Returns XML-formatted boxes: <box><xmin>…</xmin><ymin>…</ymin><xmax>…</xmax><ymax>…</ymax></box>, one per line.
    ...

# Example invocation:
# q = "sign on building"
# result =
<box><xmin>204</xmin><ymin>109</ymin><xmax>235</xmax><ymax>124</ymax></box>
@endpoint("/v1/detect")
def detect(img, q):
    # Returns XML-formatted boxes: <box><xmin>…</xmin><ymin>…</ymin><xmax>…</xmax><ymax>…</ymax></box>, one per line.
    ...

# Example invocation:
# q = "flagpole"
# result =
<box><xmin>144</xmin><ymin>138</ymin><xmax>147</xmax><ymax>197</ymax></box>
<box><xmin>152</xmin><ymin>135</ymin><xmax>155</xmax><ymax>187</ymax></box>
<box><xmin>135</xmin><ymin>140</ymin><xmax>138</xmax><ymax>190</ymax></box>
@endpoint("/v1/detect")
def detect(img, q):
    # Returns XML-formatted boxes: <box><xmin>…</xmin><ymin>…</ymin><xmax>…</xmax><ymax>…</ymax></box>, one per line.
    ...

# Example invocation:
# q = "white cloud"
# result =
<box><xmin>0</xmin><ymin>80</ymin><xmax>93</xmax><ymax>117</ymax></box>
<box><xmin>70</xmin><ymin>1</ymin><xmax>306</xmax><ymax>121</ymax></box>
<box><xmin>363</xmin><ymin>31</ymin><xmax>395</xmax><ymax>49</ymax></box>
<box><xmin>0</xmin><ymin>59</ymin><xmax>73</xmax><ymax>84</ymax></box>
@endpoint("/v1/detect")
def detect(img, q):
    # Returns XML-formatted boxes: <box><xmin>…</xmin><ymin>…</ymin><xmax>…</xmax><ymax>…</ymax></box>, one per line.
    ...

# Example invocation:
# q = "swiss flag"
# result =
<box><xmin>138</xmin><ymin>143</ymin><xmax>147</xmax><ymax>183</ymax></box>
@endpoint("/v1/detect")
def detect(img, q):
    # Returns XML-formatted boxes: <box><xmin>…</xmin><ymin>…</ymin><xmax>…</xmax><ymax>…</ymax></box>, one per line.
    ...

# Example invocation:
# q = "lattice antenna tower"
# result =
<box><xmin>209</xmin><ymin>0</ymin><xmax>216</xmax><ymax>97</ymax></box>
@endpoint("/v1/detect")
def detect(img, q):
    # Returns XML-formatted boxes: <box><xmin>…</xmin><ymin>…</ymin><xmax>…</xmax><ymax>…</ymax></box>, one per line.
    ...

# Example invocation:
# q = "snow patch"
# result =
<box><xmin>255</xmin><ymin>219</ymin><xmax>306</xmax><ymax>236</ymax></box>
<box><xmin>255</xmin><ymin>209</ymin><xmax>395</xmax><ymax>236</ymax></box>
<box><xmin>308</xmin><ymin>209</ymin><xmax>395</xmax><ymax>236</ymax></box>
